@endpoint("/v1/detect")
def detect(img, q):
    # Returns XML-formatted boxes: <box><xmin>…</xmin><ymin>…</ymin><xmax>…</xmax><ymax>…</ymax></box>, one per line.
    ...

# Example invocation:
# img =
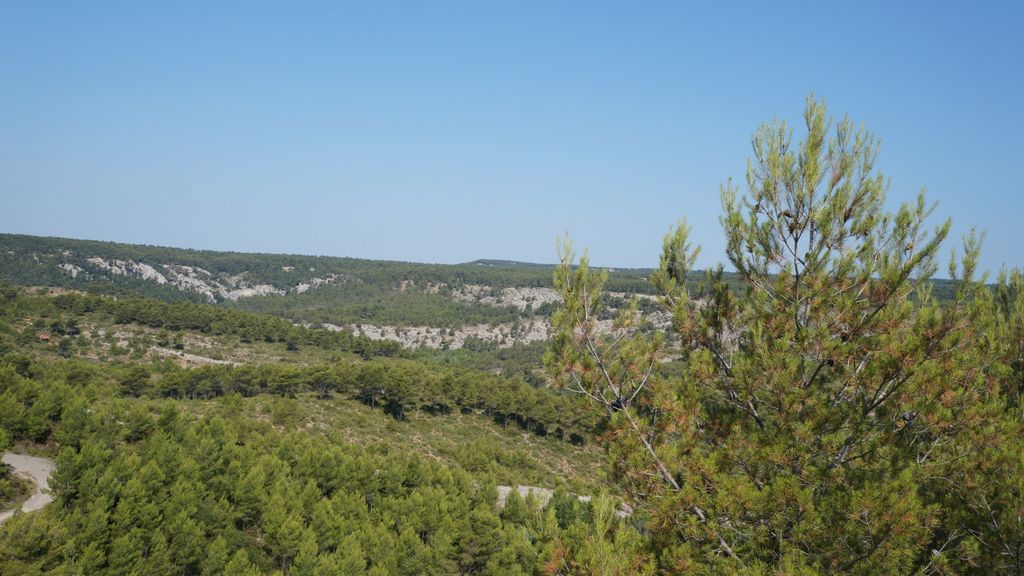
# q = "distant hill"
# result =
<box><xmin>0</xmin><ymin>234</ymin><xmax>661</xmax><ymax>333</ymax></box>
<box><xmin>464</xmin><ymin>258</ymin><xmax>554</xmax><ymax>268</ymax></box>
<box><xmin>0</xmin><ymin>233</ymin><xmax>961</xmax><ymax>330</ymax></box>
<box><xmin>0</xmin><ymin>234</ymin><xmax>654</xmax><ymax>296</ymax></box>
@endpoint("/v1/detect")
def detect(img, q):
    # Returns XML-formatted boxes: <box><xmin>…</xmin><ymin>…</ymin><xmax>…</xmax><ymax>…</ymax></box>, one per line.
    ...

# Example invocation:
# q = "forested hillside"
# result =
<box><xmin>0</xmin><ymin>232</ymin><xmax>961</xmax><ymax>355</ymax></box>
<box><xmin>0</xmin><ymin>233</ymin><xmax>677</xmax><ymax>358</ymax></box>
<box><xmin>2</xmin><ymin>97</ymin><xmax>1020</xmax><ymax>575</ymax></box>
<box><xmin>0</xmin><ymin>285</ymin><xmax>645</xmax><ymax>575</ymax></box>
<box><xmin>0</xmin><ymin>234</ymin><xmax>652</xmax><ymax>305</ymax></box>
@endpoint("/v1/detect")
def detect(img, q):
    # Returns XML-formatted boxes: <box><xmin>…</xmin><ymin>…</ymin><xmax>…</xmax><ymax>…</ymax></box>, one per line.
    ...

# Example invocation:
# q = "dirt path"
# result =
<box><xmin>0</xmin><ymin>452</ymin><xmax>55</xmax><ymax>524</ymax></box>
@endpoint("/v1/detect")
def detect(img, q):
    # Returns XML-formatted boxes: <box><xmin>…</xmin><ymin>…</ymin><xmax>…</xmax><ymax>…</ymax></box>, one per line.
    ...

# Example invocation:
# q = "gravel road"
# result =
<box><xmin>0</xmin><ymin>452</ymin><xmax>55</xmax><ymax>524</ymax></box>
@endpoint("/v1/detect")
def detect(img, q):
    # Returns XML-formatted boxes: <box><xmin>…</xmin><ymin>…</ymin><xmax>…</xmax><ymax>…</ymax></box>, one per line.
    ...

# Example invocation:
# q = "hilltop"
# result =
<box><xmin>0</xmin><ymin>233</ymin><xmax>670</xmax><ymax>354</ymax></box>
<box><xmin>0</xmin><ymin>233</ymin><xmax>656</xmax><ymax>302</ymax></box>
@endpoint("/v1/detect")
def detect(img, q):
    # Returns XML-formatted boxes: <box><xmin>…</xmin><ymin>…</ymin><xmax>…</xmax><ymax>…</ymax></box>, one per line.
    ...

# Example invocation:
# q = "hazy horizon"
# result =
<box><xmin>0</xmin><ymin>230</ymin><xmax>655</xmax><ymax>270</ymax></box>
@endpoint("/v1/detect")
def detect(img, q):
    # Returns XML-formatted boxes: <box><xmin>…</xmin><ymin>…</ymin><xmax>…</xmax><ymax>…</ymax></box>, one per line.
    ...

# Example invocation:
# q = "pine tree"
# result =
<box><xmin>72</xmin><ymin>541</ymin><xmax>107</xmax><ymax>576</ymax></box>
<box><xmin>291</xmin><ymin>529</ymin><xmax>320</xmax><ymax>576</ymax></box>
<box><xmin>263</xmin><ymin>490</ymin><xmax>305</xmax><ymax>571</ymax></box>
<box><xmin>224</xmin><ymin>549</ymin><xmax>263</xmax><ymax>576</ymax></box>
<box><xmin>108</xmin><ymin>529</ymin><xmax>145</xmax><ymax>576</ymax></box>
<box><xmin>548</xmin><ymin>95</ymin><xmax>994</xmax><ymax>573</ymax></box>
<box><xmin>132</xmin><ymin>531</ymin><xmax>174</xmax><ymax>576</ymax></box>
<box><xmin>202</xmin><ymin>536</ymin><xmax>231</xmax><ymax>575</ymax></box>
<box><xmin>542</xmin><ymin>496</ymin><xmax>654</xmax><ymax>576</ymax></box>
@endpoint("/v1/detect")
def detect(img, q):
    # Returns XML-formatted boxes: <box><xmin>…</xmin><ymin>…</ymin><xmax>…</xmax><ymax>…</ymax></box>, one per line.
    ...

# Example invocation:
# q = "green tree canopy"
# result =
<box><xmin>548</xmin><ymin>95</ymin><xmax>1023</xmax><ymax>574</ymax></box>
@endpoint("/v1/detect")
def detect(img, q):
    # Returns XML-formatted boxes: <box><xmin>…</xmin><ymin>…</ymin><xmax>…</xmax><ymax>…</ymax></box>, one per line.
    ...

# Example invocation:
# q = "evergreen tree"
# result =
<box><xmin>203</xmin><ymin>536</ymin><xmax>231</xmax><ymax>575</ymax></box>
<box><xmin>548</xmin><ymin>95</ymin><xmax>1004</xmax><ymax>573</ymax></box>
<box><xmin>224</xmin><ymin>550</ymin><xmax>263</xmax><ymax>576</ymax></box>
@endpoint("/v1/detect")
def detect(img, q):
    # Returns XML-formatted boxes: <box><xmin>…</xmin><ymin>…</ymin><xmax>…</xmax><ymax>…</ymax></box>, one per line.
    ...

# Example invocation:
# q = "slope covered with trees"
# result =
<box><xmin>0</xmin><ymin>287</ymin><xmax>641</xmax><ymax>575</ymax></box>
<box><xmin>0</xmin><ymin>234</ymin><xmax>658</xmax><ymax>328</ymax></box>
<box><xmin>1</xmin><ymin>97</ymin><xmax>1019</xmax><ymax>575</ymax></box>
<box><xmin>0</xmin><ymin>289</ymin><xmax>597</xmax><ymax>443</ymax></box>
<box><xmin>0</xmin><ymin>356</ymin><xmax>642</xmax><ymax>575</ymax></box>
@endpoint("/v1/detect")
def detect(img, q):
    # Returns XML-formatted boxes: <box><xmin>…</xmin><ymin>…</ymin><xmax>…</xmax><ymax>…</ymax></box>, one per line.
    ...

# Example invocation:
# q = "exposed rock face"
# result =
<box><xmin>58</xmin><ymin>263</ymin><xmax>83</xmax><ymax>278</ymax></box>
<box><xmin>58</xmin><ymin>256</ymin><xmax>353</xmax><ymax>302</ymax></box>
<box><xmin>451</xmin><ymin>285</ymin><xmax>562</xmax><ymax>310</ymax></box>
<box><xmin>66</xmin><ymin>258</ymin><xmax>290</xmax><ymax>302</ymax></box>
<box><xmin>325</xmin><ymin>319</ymin><xmax>552</xmax><ymax>350</ymax></box>
<box><xmin>295</xmin><ymin>274</ymin><xmax>343</xmax><ymax>294</ymax></box>
<box><xmin>86</xmin><ymin>257</ymin><xmax>169</xmax><ymax>284</ymax></box>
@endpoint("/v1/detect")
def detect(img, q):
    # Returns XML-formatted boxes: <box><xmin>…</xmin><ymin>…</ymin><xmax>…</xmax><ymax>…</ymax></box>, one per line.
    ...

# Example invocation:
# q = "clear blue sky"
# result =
<box><xmin>2</xmin><ymin>1</ymin><xmax>1022</xmax><ymax>274</ymax></box>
